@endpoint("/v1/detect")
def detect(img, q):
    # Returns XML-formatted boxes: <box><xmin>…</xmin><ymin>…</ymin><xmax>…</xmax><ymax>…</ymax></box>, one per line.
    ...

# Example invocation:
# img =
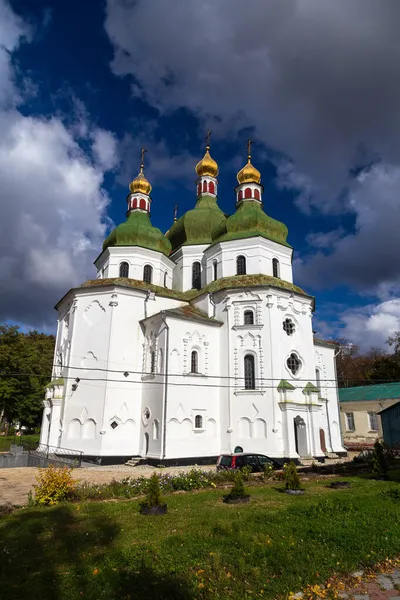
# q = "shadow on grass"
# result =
<box><xmin>0</xmin><ymin>504</ymin><xmax>195</xmax><ymax>600</ymax></box>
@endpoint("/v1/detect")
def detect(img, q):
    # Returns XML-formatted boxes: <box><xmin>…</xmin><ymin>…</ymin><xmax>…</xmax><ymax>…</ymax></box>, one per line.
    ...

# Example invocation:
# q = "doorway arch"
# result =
<box><xmin>319</xmin><ymin>428</ymin><xmax>327</xmax><ymax>453</ymax></box>
<box><xmin>294</xmin><ymin>416</ymin><xmax>308</xmax><ymax>457</ymax></box>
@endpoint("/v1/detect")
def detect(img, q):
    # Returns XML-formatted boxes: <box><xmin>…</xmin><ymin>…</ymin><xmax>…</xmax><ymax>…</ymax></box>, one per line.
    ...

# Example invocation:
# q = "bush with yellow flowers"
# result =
<box><xmin>32</xmin><ymin>465</ymin><xmax>75</xmax><ymax>506</ymax></box>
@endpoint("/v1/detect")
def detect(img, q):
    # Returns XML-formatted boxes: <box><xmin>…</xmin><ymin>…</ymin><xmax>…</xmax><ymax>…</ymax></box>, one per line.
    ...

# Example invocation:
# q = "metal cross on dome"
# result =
<box><xmin>247</xmin><ymin>137</ymin><xmax>253</xmax><ymax>156</ymax></box>
<box><xmin>205</xmin><ymin>130</ymin><xmax>212</xmax><ymax>146</ymax></box>
<box><xmin>140</xmin><ymin>147</ymin><xmax>147</xmax><ymax>169</ymax></box>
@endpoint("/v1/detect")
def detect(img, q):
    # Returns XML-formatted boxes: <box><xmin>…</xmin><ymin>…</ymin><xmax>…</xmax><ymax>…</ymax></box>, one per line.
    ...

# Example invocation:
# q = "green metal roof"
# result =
<box><xmin>339</xmin><ymin>382</ymin><xmax>400</xmax><ymax>403</ymax></box>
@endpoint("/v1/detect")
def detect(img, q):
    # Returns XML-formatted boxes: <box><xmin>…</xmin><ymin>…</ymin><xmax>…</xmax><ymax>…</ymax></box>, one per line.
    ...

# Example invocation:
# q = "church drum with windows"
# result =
<box><xmin>40</xmin><ymin>141</ymin><xmax>346</xmax><ymax>464</ymax></box>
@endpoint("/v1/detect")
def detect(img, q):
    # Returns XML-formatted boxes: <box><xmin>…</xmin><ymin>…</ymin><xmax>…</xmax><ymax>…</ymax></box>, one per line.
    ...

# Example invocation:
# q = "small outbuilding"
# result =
<box><xmin>378</xmin><ymin>401</ymin><xmax>400</xmax><ymax>446</ymax></box>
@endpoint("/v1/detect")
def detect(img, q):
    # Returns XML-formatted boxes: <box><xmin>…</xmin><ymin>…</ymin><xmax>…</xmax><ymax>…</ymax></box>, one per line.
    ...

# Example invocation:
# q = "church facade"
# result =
<box><xmin>40</xmin><ymin>142</ymin><xmax>345</xmax><ymax>464</ymax></box>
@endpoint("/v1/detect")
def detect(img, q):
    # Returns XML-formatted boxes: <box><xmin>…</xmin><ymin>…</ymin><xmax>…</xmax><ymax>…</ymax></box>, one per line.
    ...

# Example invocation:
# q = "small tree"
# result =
<box><xmin>371</xmin><ymin>439</ymin><xmax>388</xmax><ymax>480</ymax></box>
<box><xmin>284</xmin><ymin>462</ymin><xmax>301</xmax><ymax>490</ymax></box>
<box><xmin>228</xmin><ymin>471</ymin><xmax>247</xmax><ymax>499</ymax></box>
<box><xmin>141</xmin><ymin>473</ymin><xmax>164</xmax><ymax>509</ymax></box>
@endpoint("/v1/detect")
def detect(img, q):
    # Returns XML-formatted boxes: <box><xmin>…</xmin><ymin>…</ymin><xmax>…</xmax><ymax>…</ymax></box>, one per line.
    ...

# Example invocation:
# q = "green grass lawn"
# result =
<box><xmin>1</xmin><ymin>476</ymin><xmax>400</xmax><ymax>600</ymax></box>
<box><xmin>0</xmin><ymin>434</ymin><xmax>39</xmax><ymax>452</ymax></box>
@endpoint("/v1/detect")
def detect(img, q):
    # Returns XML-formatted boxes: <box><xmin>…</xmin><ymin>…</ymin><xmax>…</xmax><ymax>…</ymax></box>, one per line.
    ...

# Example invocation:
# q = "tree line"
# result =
<box><xmin>335</xmin><ymin>332</ymin><xmax>400</xmax><ymax>388</ymax></box>
<box><xmin>0</xmin><ymin>325</ymin><xmax>55</xmax><ymax>433</ymax></box>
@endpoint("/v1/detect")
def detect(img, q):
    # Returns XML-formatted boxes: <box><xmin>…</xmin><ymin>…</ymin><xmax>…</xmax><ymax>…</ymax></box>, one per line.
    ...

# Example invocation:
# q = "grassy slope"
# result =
<box><xmin>1</xmin><ymin>477</ymin><xmax>400</xmax><ymax>600</ymax></box>
<box><xmin>0</xmin><ymin>434</ymin><xmax>39</xmax><ymax>452</ymax></box>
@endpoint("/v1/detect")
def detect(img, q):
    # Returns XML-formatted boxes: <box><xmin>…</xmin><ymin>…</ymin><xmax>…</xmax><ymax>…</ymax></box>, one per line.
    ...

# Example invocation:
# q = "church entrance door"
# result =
<box><xmin>319</xmin><ymin>428</ymin><xmax>327</xmax><ymax>453</ymax></box>
<box><xmin>294</xmin><ymin>416</ymin><xmax>308</xmax><ymax>458</ymax></box>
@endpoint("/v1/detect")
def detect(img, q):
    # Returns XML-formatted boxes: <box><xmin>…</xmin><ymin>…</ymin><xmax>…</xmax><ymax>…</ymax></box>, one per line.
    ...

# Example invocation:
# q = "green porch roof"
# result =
<box><xmin>339</xmin><ymin>382</ymin><xmax>400</xmax><ymax>403</ymax></box>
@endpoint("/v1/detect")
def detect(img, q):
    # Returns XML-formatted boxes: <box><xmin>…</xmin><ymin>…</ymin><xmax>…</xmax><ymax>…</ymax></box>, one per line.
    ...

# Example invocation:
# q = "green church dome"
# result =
<box><xmin>167</xmin><ymin>194</ymin><xmax>227</xmax><ymax>251</ymax></box>
<box><xmin>103</xmin><ymin>211</ymin><xmax>172</xmax><ymax>256</ymax></box>
<box><xmin>214</xmin><ymin>201</ymin><xmax>290</xmax><ymax>247</ymax></box>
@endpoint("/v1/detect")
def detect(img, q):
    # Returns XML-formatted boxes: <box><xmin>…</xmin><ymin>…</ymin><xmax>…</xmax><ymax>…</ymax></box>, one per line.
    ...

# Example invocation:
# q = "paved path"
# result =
<box><xmin>338</xmin><ymin>569</ymin><xmax>400</xmax><ymax>599</ymax></box>
<box><xmin>0</xmin><ymin>464</ymin><xmax>215</xmax><ymax>507</ymax></box>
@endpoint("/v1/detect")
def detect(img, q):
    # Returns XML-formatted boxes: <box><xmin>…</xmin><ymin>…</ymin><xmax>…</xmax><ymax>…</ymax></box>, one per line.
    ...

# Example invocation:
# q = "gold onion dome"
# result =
<box><xmin>195</xmin><ymin>145</ymin><xmax>219</xmax><ymax>178</ymax></box>
<box><xmin>129</xmin><ymin>148</ymin><xmax>152</xmax><ymax>195</ymax></box>
<box><xmin>237</xmin><ymin>140</ymin><xmax>261</xmax><ymax>184</ymax></box>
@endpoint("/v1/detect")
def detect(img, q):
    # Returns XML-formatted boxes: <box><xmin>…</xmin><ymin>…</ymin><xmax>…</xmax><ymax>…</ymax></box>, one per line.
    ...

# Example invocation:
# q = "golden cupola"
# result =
<box><xmin>195</xmin><ymin>137</ymin><xmax>219</xmax><ymax>178</ymax></box>
<box><xmin>237</xmin><ymin>140</ymin><xmax>261</xmax><ymax>185</ymax></box>
<box><xmin>129</xmin><ymin>148</ymin><xmax>152</xmax><ymax>195</ymax></box>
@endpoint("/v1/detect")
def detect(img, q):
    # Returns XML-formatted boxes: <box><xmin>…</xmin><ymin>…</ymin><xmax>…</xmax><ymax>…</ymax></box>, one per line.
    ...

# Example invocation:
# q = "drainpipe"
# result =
<box><xmin>160</xmin><ymin>312</ymin><xmax>169</xmax><ymax>460</ymax></box>
<box><xmin>209</xmin><ymin>293</ymin><xmax>216</xmax><ymax>318</ymax></box>
<box><xmin>332</xmin><ymin>347</ymin><xmax>344</xmax><ymax>452</ymax></box>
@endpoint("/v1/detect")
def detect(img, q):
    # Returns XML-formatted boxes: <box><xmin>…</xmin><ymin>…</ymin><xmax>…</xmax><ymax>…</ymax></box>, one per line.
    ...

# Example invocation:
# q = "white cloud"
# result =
<box><xmin>339</xmin><ymin>299</ymin><xmax>400</xmax><ymax>351</ymax></box>
<box><xmin>105</xmin><ymin>0</ymin><xmax>400</xmax><ymax>198</ymax></box>
<box><xmin>0</xmin><ymin>0</ymin><xmax>117</xmax><ymax>328</ymax></box>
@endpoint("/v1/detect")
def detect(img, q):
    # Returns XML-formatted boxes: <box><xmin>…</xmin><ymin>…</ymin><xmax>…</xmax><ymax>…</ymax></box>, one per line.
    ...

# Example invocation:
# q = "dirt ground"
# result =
<box><xmin>0</xmin><ymin>464</ymin><xmax>216</xmax><ymax>507</ymax></box>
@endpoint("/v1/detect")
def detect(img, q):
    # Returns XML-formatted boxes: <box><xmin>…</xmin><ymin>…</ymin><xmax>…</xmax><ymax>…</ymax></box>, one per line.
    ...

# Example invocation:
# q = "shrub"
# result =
<box><xmin>240</xmin><ymin>465</ymin><xmax>253</xmax><ymax>481</ymax></box>
<box><xmin>371</xmin><ymin>439</ymin><xmax>388</xmax><ymax>479</ymax></box>
<box><xmin>263</xmin><ymin>463</ymin><xmax>275</xmax><ymax>480</ymax></box>
<box><xmin>283</xmin><ymin>462</ymin><xmax>301</xmax><ymax>490</ymax></box>
<box><xmin>227</xmin><ymin>471</ymin><xmax>248</xmax><ymax>499</ymax></box>
<box><xmin>32</xmin><ymin>465</ymin><xmax>75</xmax><ymax>506</ymax></box>
<box><xmin>140</xmin><ymin>473</ymin><xmax>164</xmax><ymax>509</ymax></box>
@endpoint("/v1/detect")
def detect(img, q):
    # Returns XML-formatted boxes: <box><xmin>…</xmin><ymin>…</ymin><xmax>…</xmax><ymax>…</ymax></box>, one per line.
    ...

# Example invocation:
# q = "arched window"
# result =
<box><xmin>192</xmin><ymin>261</ymin><xmax>201</xmax><ymax>290</ymax></box>
<box><xmin>197</xmin><ymin>183</ymin><xmax>201</xmax><ymax>196</ymax></box>
<box><xmin>143</xmin><ymin>264</ymin><xmax>153</xmax><ymax>284</ymax></box>
<box><xmin>244</xmin><ymin>354</ymin><xmax>255</xmax><ymax>390</ymax></box>
<box><xmin>244</xmin><ymin>310</ymin><xmax>254</xmax><ymax>325</ymax></box>
<box><xmin>191</xmin><ymin>350</ymin><xmax>198</xmax><ymax>373</ymax></box>
<box><xmin>202</xmin><ymin>180</ymin><xmax>207</xmax><ymax>193</ymax></box>
<box><xmin>153</xmin><ymin>419</ymin><xmax>159</xmax><ymax>440</ymax></box>
<box><xmin>139</xmin><ymin>198</ymin><xmax>147</xmax><ymax>210</ymax></box>
<box><xmin>164</xmin><ymin>271</ymin><xmax>168</xmax><ymax>287</ymax></box>
<box><xmin>272</xmin><ymin>258</ymin><xmax>280</xmax><ymax>278</ymax></box>
<box><xmin>150</xmin><ymin>350</ymin><xmax>156</xmax><ymax>373</ymax></box>
<box><xmin>238</xmin><ymin>190</ymin><xmax>243</xmax><ymax>201</ymax></box>
<box><xmin>236</xmin><ymin>255</ymin><xmax>246</xmax><ymax>275</ymax></box>
<box><xmin>213</xmin><ymin>260</ymin><xmax>218</xmax><ymax>281</ymax></box>
<box><xmin>316</xmin><ymin>368</ymin><xmax>321</xmax><ymax>390</ymax></box>
<box><xmin>254</xmin><ymin>188</ymin><xmax>260</xmax><ymax>200</ymax></box>
<box><xmin>119</xmin><ymin>262</ymin><xmax>129</xmax><ymax>278</ymax></box>
<box><xmin>287</xmin><ymin>353</ymin><xmax>301</xmax><ymax>375</ymax></box>
<box><xmin>209</xmin><ymin>181</ymin><xmax>215</xmax><ymax>194</ymax></box>
<box><xmin>245</xmin><ymin>187</ymin><xmax>252</xmax><ymax>199</ymax></box>
<box><xmin>195</xmin><ymin>414</ymin><xmax>203</xmax><ymax>429</ymax></box>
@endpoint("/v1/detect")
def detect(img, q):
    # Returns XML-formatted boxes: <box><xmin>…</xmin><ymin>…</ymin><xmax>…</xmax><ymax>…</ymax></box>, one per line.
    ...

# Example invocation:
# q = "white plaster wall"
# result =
<box><xmin>95</xmin><ymin>247</ymin><xmax>175</xmax><ymax>288</ymax></box>
<box><xmin>164</xmin><ymin>316</ymin><xmax>222</xmax><ymax>458</ymax></box>
<box><xmin>170</xmin><ymin>244</ymin><xmax>209</xmax><ymax>291</ymax></box>
<box><xmin>204</xmin><ymin>237</ymin><xmax>293</xmax><ymax>284</ymax></box>
<box><xmin>314</xmin><ymin>343</ymin><xmax>346</xmax><ymax>453</ymax></box>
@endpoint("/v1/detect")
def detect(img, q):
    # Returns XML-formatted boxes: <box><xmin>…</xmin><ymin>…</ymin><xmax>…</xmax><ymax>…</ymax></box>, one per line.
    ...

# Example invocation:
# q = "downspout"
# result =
<box><xmin>332</xmin><ymin>347</ymin><xmax>344</xmax><ymax>452</ymax></box>
<box><xmin>160</xmin><ymin>312</ymin><xmax>169</xmax><ymax>460</ymax></box>
<box><xmin>209</xmin><ymin>293</ymin><xmax>216</xmax><ymax>319</ymax></box>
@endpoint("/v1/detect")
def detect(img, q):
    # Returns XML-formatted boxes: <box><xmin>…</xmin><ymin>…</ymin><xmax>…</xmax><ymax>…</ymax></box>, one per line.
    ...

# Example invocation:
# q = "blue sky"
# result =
<box><xmin>2</xmin><ymin>0</ymin><xmax>400</xmax><ymax>351</ymax></box>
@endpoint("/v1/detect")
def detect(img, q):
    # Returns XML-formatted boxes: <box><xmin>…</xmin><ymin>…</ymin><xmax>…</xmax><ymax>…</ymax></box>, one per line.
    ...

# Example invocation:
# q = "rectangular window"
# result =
<box><xmin>345</xmin><ymin>412</ymin><xmax>355</xmax><ymax>431</ymax></box>
<box><xmin>368</xmin><ymin>412</ymin><xmax>378</xmax><ymax>431</ymax></box>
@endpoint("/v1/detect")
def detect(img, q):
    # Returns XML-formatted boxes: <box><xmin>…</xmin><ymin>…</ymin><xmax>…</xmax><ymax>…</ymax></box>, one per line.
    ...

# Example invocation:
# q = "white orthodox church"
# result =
<box><xmin>40</xmin><ymin>140</ymin><xmax>346</xmax><ymax>464</ymax></box>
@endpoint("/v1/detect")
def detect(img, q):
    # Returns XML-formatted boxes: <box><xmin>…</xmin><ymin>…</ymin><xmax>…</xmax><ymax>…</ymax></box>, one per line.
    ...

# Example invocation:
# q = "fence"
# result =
<box><xmin>30</xmin><ymin>444</ymin><xmax>84</xmax><ymax>468</ymax></box>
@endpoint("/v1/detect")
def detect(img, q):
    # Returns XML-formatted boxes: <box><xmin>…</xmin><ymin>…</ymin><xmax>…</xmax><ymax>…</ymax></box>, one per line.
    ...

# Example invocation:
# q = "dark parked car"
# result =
<box><xmin>216</xmin><ymin>453</ymin><xmax>281</xmax><ymax>472</ymax></box>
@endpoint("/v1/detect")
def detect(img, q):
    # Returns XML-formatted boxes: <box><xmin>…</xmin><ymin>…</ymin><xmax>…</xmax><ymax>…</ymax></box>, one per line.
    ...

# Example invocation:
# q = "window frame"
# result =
<box><xmin>244</xmin><ymin>310</ymin><xmax>255</xmax><ymax>325</ymax></box>
<box><xmin>194</xmin><ymin>414</ymin><xmax>203</xmax><ymax>429</ymax></box>
<box><xmin>192</xmin><ymin>261</ymin><xmax>201</xmax><ymax>290</ymax></box>
<box><xmin>368</xmin><ymin>411</ymin><xmax>378</xmax><ymax>432</ymax></box>
<box><xmin>213</xmin><ymin>260</ymin><xmax>218</xmax><ymax>281</ymax></box>
<box><xmin>286</xmin><ymin>352</ymin><xmax>301</xmax><ymax>376</ymax></box>
<box><xmin>190</xmin><ymin>350</ymin><xmax>199</xmax><ymax>374</ymax></box>
<box><xmin>283</xmin><ymin>317</ymin><xmax>295</xmax><ymax>336</ymax></box>
<box><xmin>236</xmin><ymin>255</ymin><xmax>246</xmax><ymax>275</ymax></box>
<box><xmin>244</xmin><ymin>354</ymin><xmax>256</xmax><ymax>390</ymax></box>
<box><xmin>143</xmin><ymin>264</ymin><xmax>153</xmax><ymax>284</ymax></box>
<box><xmin>272</xmin><ymin>257</ymin><xmax>280</xmax><ymax>278</ymax></box>
<box><xmin>345</xmin><ymin>412</ymin><xmax>355</xmax><ymax>432</ymax></box>
<box><xmin>119</xmin><ymin>261</ymin><xmax>129</xmax><ymax>278</ymax></box>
